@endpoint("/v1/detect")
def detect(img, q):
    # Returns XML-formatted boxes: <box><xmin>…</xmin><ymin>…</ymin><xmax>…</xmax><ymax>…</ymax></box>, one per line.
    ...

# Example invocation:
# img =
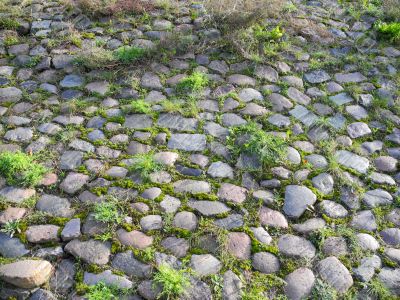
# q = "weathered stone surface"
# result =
<box><xmin>316</xmin><ymin>257</ymin><xmax>353</xmax><ymax>293</ymax></box>
<box><xmin>65</xmin><ymin>239</ymin><xmax>111</xmax><ymax>265</ymax></box>
<box><xmin>227</xmin><ymin>232</ymin><xmax>251</xmax><ymax>260</ymax></box>
<box><xmin>278</xmin><ymin>234</ymin><xmax>316</xmax><ymax>259</ymax></box>
<box><xmin>168</xmin><ymin>134</ymin><xmax>206</xmax><ymax>151</ymax></box>
<box><xmin>0</xmin><ymin>233</ymin><xmax>29</xmax><ymax>258</ymax></box>
<box><xmin>284</xmin><ymin>268</ymin><xmax>315</xmax><ymax>300</ymax></box>
<box><xmin>173</xmin><ymin>180</ymin><xmax>211</xmax><ymax>194</ymax></box>
<box><xmin>335</xmin><ymin>150</ymin><xmax>369</xmax><ymax>174</ymax></box>
<box><xmin>283</xmin><ymin>185</ymin><xmax>317</xmax><ymax>218</ymax></box>
<box><xmin>0</xmin><ymin>260</ymin><xmax>53</xmax><ymax>288</ymax></box>
<box><xmin>112</xmin><ymin>250</ymin><xmax>152</xmax><ymax>278</ymax></box>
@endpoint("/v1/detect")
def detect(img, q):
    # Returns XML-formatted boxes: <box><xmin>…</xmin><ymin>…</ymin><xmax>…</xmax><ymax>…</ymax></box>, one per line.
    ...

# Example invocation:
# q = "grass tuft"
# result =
<box><xmin>153</xmin><ymin>264</ymin><xmax>191</xmax><ymax>299</ymax></box>
<box><xmin>0</xmin><ymin>151</ymin><xmax>47</xmax><ymax>187</ymax></box>
<box><xmin>130</xmin><ymin>99</ymin><xmax>152</xmax><ymax>114</ymax></box>
<box><xmin>114</xmin><ymin>46</ymin><xmax>147</xmax><ymax>63</ymax></box>
<box><xmin>176</xmin><ymin>71</ymin><xmax>209</xmax><ymax>94</ymax></box>
<box><xmin>85</xmin><ymin>282</ymin><xmax>128</xmax><ymax>300</ymax></box>
<box><xmin>228</xmin><ymin>122</ymin><xmax>287</xmax><ymax>168</ymax></box>
<box><xmin>310</xmin><ymin>279</ymin><xmax>338</xmax><ymax>300</ymax></box>
<box><xmin>128</xmin><ymin>153</ymin><xmax>163</xmax><ymax>181</ymax></box>
<box><xmin>376</xmin><ymin>21</ymin><xmax>400</xmax><ymax>43</ymax></box>
<box><xmin>93</xmin><ymin>199</ymin><xmax>123</xmax><ymax>224</ymax></box>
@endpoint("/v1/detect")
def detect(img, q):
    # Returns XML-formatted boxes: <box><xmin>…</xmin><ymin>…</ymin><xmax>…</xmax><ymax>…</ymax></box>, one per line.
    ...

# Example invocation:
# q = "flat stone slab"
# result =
<box><xmin>304</xmin><ymin>70</ymin><xmax>331</xmax><ymax>83</ymax></box>
<box><xmin>334</xmin><ymin>72</ymin><xmax>367</xmax><ymax>83</ymax></box>
<box><xmin>157</xmin><ymin>113</ymin><xmax>198</xmax><ymax>131</ymax></box>
<box><xmin>289</xmin><ymin>105</ymin><xmax>318</xmax><ymax>127</ymax></box>
<box><xmin>188</xmin><ymin>200</ymin><xmax>231</xmax><ymax>216</ymax></box>
<box><xmin>335</xmin><ymin>150</ymin><xmax>369</xmax><ymax>174</ymax></box>
<box><xmin>173</xmin><ymin>180</ymin><xmax>211</xmax><ymax>194</ymax></box>
<box><xmin>84</xmin><ymin>270</ymin><xmax>133</xmax><ymax>289</ymax></box>
<box><xmin>168</xmin><ymin>134</ymin><xmax>206</xmax><ymax>151</ymax></box>
<box><xmin>65</xmin><ymin>239</ymin><xmax>111</xmax><ymax>265</ymax></box>
<box><xmin>124</xmin><ymin>114</ymin><xmax>153</xmax><ymax>129</ymax></box>
<box><xmin>0</xmin><ymin>187</ymin><xmax>35</xmax><ymax>204</ymax></box>
<box><xmin>283</xmin><ymin>185</ymin><xmax>317</xmax><ymax>218</ymax></box>
<box><xmin>329</xmin><ymin>93</ymin><xmax>353</xmax><ymax>105</ymax></box>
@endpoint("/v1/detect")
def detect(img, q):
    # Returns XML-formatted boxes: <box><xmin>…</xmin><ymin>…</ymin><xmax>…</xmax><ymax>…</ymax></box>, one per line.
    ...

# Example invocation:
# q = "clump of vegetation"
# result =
<box><xmin>204</xmin><ymin>0</ymin><xmax>284</xmax><ymax>31</ymax></box>
<box><xmin>310</xmin><ymin>279</ymin><xmax>338</xmax><ymax>300</ymax></box>
<box><xmin>85</xmin><ymin>282</ymin><xmax>128</xmax><ymax>300</ymax></box>
<box><xmin>242</xmin><ymin>273</ymin><xmax>286</xmax><ymax>300</ymax></box>
<box><xmin>153</xmin><ymin>264</ymin><xmax>191</xmax><ymax>300</ymax></box>
<box><xmin>75</xmin><ymin>45</ymin><xmax>149</xmax><ymax>69</ymax></box>
<box><xmin>128</xmin><ymin>153</ymin><xmax>163</xmax><ymax>181</ymax></box>
<box><xmin>72</xmin><ymin>0</ymin><xmax>154</xmax><ymax>17</ymax></box>
<box><xmin>366</xmin><ymin>278</ymin><xmax>394</xmax><ymax>299</ymax></box>
<box><xmin>0</xmin><ymin>18</ymin><xmax>20</xmax><ymax>30</ymax></box>
<box><xmin>130</xmin><ymin>99</ymin><xmax>152</xmax><ymax>114</ymax></box>
<box><xmin>93</xmin><ymin>199</ymin><xmax>123</xmax><ymax>224</ymax></box>
<box><xmin>0</xmin><ymin>220</ymin><xmax>22</xmax><ymax>238</ymax></box>
<box><xmin>114</xmin><ymin>46</ymin><xmax>147</xmax><ymax>63</ymax></box>
<box><xmin>376</xmin><ymin>21</ymin><xmax>400</xmax><ymax>43</ymax></box>
<box><xmin>74</xmin><ymin>47</ymin><xmax>116</xmax><ymax>69</ymax></box>
<box><xmin>176</xmin><ymin>71</ymin><xmax>209</xmax><ymax>94</ymax></box>
<box><xmin>0</xmin><ymin>151</ymin><xmax>47</xmax><ymax>187</ymax></box>
<box><xmin>228</xmin><ymin>122</ymin><xmax>287</xmax><ymax>168</ymax></box>
<box><xmin>383</xmin><ymin>0</ymin><xmax>400</xmax><ymax>22</ymax></box>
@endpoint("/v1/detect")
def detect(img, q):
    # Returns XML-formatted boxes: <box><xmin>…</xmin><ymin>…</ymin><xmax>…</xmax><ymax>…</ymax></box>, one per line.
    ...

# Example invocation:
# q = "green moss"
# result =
<box><xmin>0</xmin><ymin>19</ymin><xmax>20</xmax><ymax>30</ymax></box>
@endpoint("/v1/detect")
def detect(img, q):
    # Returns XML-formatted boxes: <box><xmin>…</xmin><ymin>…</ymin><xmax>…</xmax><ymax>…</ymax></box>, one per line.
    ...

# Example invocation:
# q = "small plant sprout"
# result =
<box><xmin>0</xmin><ymin>220</ymin><xmax>22</xmax><ymax>238</ymax></box>
<box><xmin>153</xmin><ymin>264</ymin><xmax>191</xmax><ymax>300</ymax></box>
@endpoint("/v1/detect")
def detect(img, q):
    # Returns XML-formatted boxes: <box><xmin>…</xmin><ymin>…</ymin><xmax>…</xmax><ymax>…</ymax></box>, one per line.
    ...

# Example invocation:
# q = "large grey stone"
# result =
<box><xmin>283</xmin><ymin>185</ymin><xmax>317</xmax><ymax>218</ymax></box>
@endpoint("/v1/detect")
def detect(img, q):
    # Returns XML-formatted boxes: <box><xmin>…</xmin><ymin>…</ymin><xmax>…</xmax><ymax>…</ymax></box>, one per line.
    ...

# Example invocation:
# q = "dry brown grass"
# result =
<box><xmin>288</xmin><ymin>18</ymin><xmax>335</xmax><ymax>44</ymax></box>
<box><xmin>383</xmin><ymin>0</ymin><xmax>400</xmax><ymax>21</ymax></box>
<box><xmin>70</xmin><ymin>0</ymin><xmax>155</xmax><ymax>16</ymax></box>
<box><xmin>203</xmin><ymin>0</ymin><xmax>284</xmax><ymax>31</ymax></box>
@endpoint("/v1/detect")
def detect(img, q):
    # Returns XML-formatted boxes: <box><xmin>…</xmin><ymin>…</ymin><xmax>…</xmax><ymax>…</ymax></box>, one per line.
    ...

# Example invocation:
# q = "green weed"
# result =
<box><xmin>228</xmin><ymin>122</ymin><xmax>287</xmax><ymax>168</ymax></box>
<box><xmin>0</xmin><ymin>220</ymin><xmax>22</xmax><ymax>238</ymax></box>
<box><xmin>366</xmin><ymin>278</ymin><xmax>394</xmax><ymax>299</ymax></box>
<box><xmin>153</xmin><ymin>264</ymin><xmax>191</xmax><ymax>300</ymax></box>
<box><xmin>376</xmin><ymin>21</ymin><xmax>400</xmax><ymax>43</ymax></box>
<box><xmin>130</xmin><ymin>99</ymin><xmax>152</xmax><ymax>114</ymax></box>
<box><xmin>176</xmin><ymin>71</ymin><xmax>209</xmax><ymax>93</ymax></box>
<box><xmin>128</xmin><ymin>153</ymin><xmax>163</xmax><ymax>181</ymax></box>
<box><xmin>310</xmin><ymin>279</ymin><xmax>338</xmax><ymax>300</ymax></box>
<box><xmin>114</xmin><ymin>46</ymin><xmax>147</xmax><ymax>63</ymax></box>
<box><xmin>85</xmin><ymin>282</ymin><xmax>127</xmax><ymax>300</ymax></box>
<box><xmin>0</xmin><ymin>151</ymin><xmax>47</xmax><ymax>187</ymax></box>
<box><xmin>93</xmin><ymin>200</ymin><xmax>123</xmax><ymax>224</ymax></box>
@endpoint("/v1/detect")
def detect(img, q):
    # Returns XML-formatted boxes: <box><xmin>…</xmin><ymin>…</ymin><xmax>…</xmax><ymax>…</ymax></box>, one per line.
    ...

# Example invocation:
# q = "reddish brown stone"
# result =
<box><xmin>227</xmin><ymin>232</ymin><xmax>251</xmax><ymax>260</ymax></box>
<box><xmin>117</xmin><ymin>229</ymin><xmax>153</xmax><ymax>249</ymax></box>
